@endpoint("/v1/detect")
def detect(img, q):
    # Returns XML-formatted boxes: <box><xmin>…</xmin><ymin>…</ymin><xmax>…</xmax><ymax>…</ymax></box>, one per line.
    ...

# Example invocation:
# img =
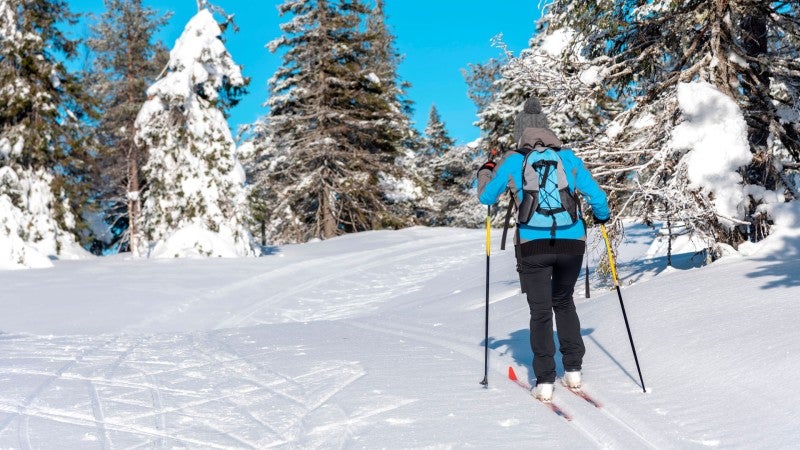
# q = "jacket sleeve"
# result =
<box><xmin>478</xmin><ymin>153</ymin><xmax>517</xmax><ymax>205</ymax></box>
<box><xmin>567</xmin><ymin>151</ymin><xmax>610</xmax><ymax>220</ymax></box>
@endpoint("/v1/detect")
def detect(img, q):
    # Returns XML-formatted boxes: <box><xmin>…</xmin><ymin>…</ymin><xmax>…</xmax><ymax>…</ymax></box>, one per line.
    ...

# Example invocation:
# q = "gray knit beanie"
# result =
<box><xmin>513</xmin><ymin>97</ymin><xmax>549</xmax><ymax>147</ymax></box>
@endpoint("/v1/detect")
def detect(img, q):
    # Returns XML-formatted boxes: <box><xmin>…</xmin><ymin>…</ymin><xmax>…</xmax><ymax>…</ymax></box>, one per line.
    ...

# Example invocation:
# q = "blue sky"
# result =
<box><xmin>68</xmin><ymin>0</ymin><xmax>544</xmax><ymax>145</ymax></box>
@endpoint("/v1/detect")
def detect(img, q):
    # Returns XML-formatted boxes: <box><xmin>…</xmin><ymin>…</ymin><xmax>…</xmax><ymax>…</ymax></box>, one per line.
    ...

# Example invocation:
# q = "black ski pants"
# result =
<box><xmin>518</xmin><ymin>253</ymin><xmax>585</xmax><ymax>385</ymax></box>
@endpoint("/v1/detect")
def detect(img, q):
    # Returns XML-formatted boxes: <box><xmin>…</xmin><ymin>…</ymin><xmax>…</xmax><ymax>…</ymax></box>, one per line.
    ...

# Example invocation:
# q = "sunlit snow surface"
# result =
<box><xmin>2</xmin><ymin>213</ymin><xmax>800</xmax><ymax>448</ymax></box>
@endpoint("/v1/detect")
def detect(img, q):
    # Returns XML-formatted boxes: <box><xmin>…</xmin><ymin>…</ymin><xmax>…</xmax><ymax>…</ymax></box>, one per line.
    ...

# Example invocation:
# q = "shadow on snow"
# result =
<box><xmin>483</xmin><ymin>327</ymin><xmax>642</xmax><ymax>388</ymax></box>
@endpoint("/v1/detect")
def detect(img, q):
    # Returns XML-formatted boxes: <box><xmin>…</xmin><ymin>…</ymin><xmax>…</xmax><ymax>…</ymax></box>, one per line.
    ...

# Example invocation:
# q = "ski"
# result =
<box><xmin>562</xmin><ymin>384</ymin><xmax>603</xmax><ymax>408</ymax></box>
<box><xmin>508</xmin><ymin>367</ymin><xmax>573</xmax><ymax>421</ymax></box>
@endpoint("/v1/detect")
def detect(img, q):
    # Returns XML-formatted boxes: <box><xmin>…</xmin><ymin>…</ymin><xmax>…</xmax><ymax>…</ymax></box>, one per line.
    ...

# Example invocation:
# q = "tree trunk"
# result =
<box><xmin>711</xmin><ymin>0</ymin><xmax>736</xmax><ymax>98</ymax></box>
<box><xmin>740</xmin><ymin>11</ymin><xmax>770</xmax><ymax>152</ymax></box>
<box><xmin>128</xmin><ymin>132</ymin><xmax>141</xmax><ymax>256</ymax></box>
<box><xmin>320</xmin><ymin>186</ymin><xmax>338</xmax><ymax>239</ymax></box>
<box><xmin>126</xmin><ymin>38</ymin><xmax>141</xmax><ymax>256</ymax></box>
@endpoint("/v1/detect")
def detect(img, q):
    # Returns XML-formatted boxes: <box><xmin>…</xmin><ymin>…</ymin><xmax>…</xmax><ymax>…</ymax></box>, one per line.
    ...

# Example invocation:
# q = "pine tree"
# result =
<box><xmin>86</xmin><ymin>0</ymin><xmax>169</xmax><ymax>253</ymax></box>
<box><xmin>428</xmin><ymin>143</ymin><xmax>486</xmax><ymax>227</ymax></box>
<box><xmin>424</xmin><ymin>105</ymin><xmax>455</xmax><ymax>156</ymax></box>
<box><xmin>412</xmin><ymin>104</ymin><xmax>459</xmax><ymax>225</ymax></box>
<box><xmin>461</xmin><ymin>56</ymin><xmax>521</xmax><ymax>230</ymax></box>
<box><xmin>463</xmin><ymin>56</ymin><xmax>518</xmax><ymax>154</ymax></box>
<box><xmin>0</xmin><ymin>0</ymin><xmax>94</xmax><ymax>267</ymax></box>
<box><xmin>255</xmin><ymin>0</ymin><xmax>417</xmax><ymax>243</ymax></box>
<box><xmin>134</xmin><ymin>7</ymin><xmax>254</xmax><ymax>258</ymax></box>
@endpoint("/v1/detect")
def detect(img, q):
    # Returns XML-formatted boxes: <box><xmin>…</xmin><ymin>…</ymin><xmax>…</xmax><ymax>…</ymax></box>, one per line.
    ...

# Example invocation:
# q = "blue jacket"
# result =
<box><xmin>478</xmin><ymin>149</ymin><xmax>609</xmax><ymax>243</ymax></box>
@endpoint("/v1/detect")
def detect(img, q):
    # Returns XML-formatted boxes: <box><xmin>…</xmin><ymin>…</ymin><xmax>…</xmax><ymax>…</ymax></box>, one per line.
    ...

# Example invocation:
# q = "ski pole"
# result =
<box><xmin>585</xmin><ymin>257</ymin><xmax>591</xmax><ymax>298</ymax></box>
<box><xmin>600</xmin><ymin>224</ymin><xmax>647</xmax><ymax>393</ymax></box>
<box><xmin>480</xmin><ymin>204</ymin><xmax>491</xmax><ymax>387</ymax></box>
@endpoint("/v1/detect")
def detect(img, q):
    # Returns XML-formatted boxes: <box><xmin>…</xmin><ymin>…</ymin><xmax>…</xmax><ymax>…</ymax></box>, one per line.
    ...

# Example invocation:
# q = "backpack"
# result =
<box><xmin>517</xmin><ymin>147</ymin><xmax>579</xmax><ymax>237</ymax></box>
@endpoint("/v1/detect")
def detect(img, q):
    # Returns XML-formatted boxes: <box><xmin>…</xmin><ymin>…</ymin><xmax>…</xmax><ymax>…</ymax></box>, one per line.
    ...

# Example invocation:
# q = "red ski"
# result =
<box><xmin>508</xmin><ymin>367</ymin><xmax>572</xmax><ymax>421</ymax></box>
<box><xmin>562</xmin><ymin>384</ymin><xmax>603</xmax><ymax>408</ymax></box>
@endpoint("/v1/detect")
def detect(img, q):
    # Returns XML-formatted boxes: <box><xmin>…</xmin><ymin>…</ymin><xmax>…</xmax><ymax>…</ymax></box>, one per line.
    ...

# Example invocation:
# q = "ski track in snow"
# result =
<box><xmin>0</xmin><ymin>229</ymin><xmax>498</xmax><ymax>448</ymax></box>
<box><xmin>0</xmin><ymin>227</ymin><xmax>646</xmax><ymax>448</ymax></box>
<box><xmin>0</xmin><ymin>331</ymin><xmax>368</xmax><ymax>448</ymax></box>
<box><xmin>213</xmin><ymin>233</ymin><xmax>477</xmax><ymax>329</ymax></box>
<box><xmin>351</xmin><ymin>316</ymin><xmax>671</xmax><ymax>449</ymax></box>
<box><xmin>2</xmin><ymin>224</ymin><xmax>799</xmax><ymax>448</ymax></box>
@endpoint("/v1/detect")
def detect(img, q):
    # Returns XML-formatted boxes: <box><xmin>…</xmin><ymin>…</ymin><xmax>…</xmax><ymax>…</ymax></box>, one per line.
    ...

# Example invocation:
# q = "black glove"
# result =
<box><xmin>478</xmin><ymin>160</ymin><xmax>497</xmax><ymax>173</ymax></box>
<box><xmin>592</xmin><ymin>214</ymin><xmax>610</xmax><ymax>225</ymax></box>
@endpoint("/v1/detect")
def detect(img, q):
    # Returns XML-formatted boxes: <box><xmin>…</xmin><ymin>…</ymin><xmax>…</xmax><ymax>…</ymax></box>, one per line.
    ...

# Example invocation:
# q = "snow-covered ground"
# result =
<box><xmin>2</xmin><ymin>214</ymin><xmax>799</xmax><ymax>448</ymax></box>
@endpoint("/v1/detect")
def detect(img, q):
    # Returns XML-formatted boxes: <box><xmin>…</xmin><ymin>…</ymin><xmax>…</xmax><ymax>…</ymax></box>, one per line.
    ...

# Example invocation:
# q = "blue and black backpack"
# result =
<box><xmin>517</xmin><ymin>147</ymin><xmax>579</xmax><ymax>237</ymax></box>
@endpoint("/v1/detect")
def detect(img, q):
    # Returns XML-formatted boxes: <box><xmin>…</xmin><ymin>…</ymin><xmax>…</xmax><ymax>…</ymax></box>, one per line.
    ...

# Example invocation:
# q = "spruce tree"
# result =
<box><xmin>463</xmin><ymin>56</ymin><xmax>518</xmax><ymax>154</ymax></box>
<box><xmin>424</xmin><ymin>105</ymin><xmax>455</xmax><ymax>156</ymax></box>
<box><xmin>0</xmin><ymin>0</ymin><xmax>94</xmax><ymax>266</ymax></box>
<box><xmin>256</xmin><ymin>0</ymin><xmax>417</xmax><ymax>243</ymax></box>
<box><xmin>134</xmin><ymin>7</ymin><xmax>254</xmax><ymax>258</ymax></box>
<box><xmin>86</xmin><ymin>0</ymin><xmax>169</xmax><ymax>253</ymax></box>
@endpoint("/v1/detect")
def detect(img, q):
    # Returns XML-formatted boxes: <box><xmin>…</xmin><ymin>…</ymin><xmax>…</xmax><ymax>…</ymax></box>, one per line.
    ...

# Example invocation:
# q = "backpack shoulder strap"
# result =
<box><xmin>501</xmin><ymin>148</ymin><xmax>532</xmax><ymax>251</ymax></box>
<box><xmin>553</xmin><ymin>151</ymin><xmax>570</xmax><ymax>191</ymax></box>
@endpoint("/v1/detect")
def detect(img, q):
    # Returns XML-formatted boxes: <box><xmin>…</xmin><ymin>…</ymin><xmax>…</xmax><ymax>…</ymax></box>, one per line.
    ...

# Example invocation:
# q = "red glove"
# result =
<box><xmin>479</xmin><ymin>161</ymin><xmax>497</xmax><ymax>172</ymax></box>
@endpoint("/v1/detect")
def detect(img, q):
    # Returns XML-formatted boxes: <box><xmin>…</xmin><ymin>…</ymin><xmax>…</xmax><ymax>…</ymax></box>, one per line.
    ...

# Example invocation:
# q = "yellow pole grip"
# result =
<box><xmin>600</xmin><ymin>224</ymin><xmax>620</xmax><ymax>287</ymax></box>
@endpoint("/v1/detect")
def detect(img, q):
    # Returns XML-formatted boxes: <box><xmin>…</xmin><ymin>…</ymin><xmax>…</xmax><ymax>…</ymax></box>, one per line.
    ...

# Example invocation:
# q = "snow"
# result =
<box><xmin>150</xmin><ymin>222</ymin><xmax>252</xmax><ymax>258</ymax></box>
<box><xmin>150</xmin><ymin>9</ymin><xmax>243</xmax><ymax>102</ymax></box>
<box><xmin>578</xmin><ymin>66</ymin><xmax>600</xmax><ymax>86</ymax></box>
<box><xmin>670</xmin><ymin>81</ymin><xmax>752</xmax><ymax>226</ymax></box>
<box><xmin>0</xmin><ymin>167</ymin><xmax>89</xmax><ymax>269</ymax></box>
<box><xmin>728</xmin><ymin>51</ymin><xmax>748</xmax><ymax>67</ymax></box>
<box><xmin>2</xmin><ymin>215</ymin><xmax>800</xmax><ymax>447</ymax></box>
<box><xmin>0</xmin><ymin>0</ymin><xmax>20</xmax><ymax>43</ymax></box>
<box><xmin>378</xmin><ymin>171</ymin><xmax>421</xmax><ymax>203</ymax></box>
<box><xmin>540</xmin><ymin>27</ymin><xmax>575</xmax><ymax>57</ymax></box>
<box><xmin>0</xmin><ymin>135</ymin><xmax>21</xmax><ymax>160</ymax></box>
<box><xmin>0</xmin><ymin>195</ymin><xmax>53</xmax><ymax>270</ymax></box>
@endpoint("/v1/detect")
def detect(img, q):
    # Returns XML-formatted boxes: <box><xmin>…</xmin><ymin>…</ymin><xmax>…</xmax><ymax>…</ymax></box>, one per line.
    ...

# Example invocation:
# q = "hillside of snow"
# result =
<box><xmin>1</xmin><ymin>207</ymin><xmax>800</xmax><ymax>448</ymax></box>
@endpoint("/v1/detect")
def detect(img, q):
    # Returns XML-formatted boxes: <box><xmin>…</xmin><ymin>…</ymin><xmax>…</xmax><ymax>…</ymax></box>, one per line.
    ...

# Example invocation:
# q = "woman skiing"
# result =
<box><xmin>476</xmin><ymin>101</ymin><xmax>610</xmax><ymax>401</ymax></box>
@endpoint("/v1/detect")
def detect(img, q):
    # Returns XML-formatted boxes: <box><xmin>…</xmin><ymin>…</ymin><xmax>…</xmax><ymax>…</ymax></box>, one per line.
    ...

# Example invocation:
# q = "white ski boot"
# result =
<box><xmin>563</xmin><ymin>370</ymin><xmax>582</xmax><ymax>389</ymax></box>
<box><xmin>533</xmin><ymin>383</ymin><xmax>554</xmax><ymax>402</ymax></box>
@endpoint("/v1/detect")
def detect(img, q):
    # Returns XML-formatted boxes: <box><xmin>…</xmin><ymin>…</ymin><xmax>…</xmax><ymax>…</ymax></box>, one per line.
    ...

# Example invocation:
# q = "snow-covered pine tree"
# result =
<box><xmin>461</xmin><ymin>56</ymin><xmax>522</xmax><ymax>229</ymax></box>
<box><xmin>256</xmin><ymin>0</ymin><xmax>417</xmax><ymax>243</ymax></box>
<box><xmin>0</xmin><ymin>0</ymin><xmax>94</xmax><ymax>268</ymax></box>
<box><xmin>424</xmin><ymin>104</ymin><xmax>455</xmax><ymax>156</ymax></box>
<box><xmin>418</xmin><ymin>104</ymin><xmax>474</xmax><ymax>226</ymax></box>
<box><xmin>468</xmin><ymin>13</ymin><xmax>617</xmax><ymax>163</ymax></box>
<box><xmin>463</xmin><ymin>55</ymin><xmax>520</xmax><ymax>154</ymax></box>
<box><xmin>549</xmin><ymin>0</ymin><xmax>800</xmax><ymax>248</ymax></box>
<box><xmin>427</xmin><ymin>141</ymin><xmax>486</xmax><ymax>227</ymax></box>
<box><xmin>86</xmin><ymin>0</ymin><xmax>169</xmax><ymax>253</ymax></box>
<box><xmin>134</xmin><ymin>7</ymin><xmax>254</xmax><ymax>258</ymax></box>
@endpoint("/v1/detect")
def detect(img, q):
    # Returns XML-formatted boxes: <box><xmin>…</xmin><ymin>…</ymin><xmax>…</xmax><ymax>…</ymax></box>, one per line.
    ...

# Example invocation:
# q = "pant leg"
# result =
<box><xmin>551</xmin><ymin>254</ymin><xmax>586</xmax><ymax>372</ymax></box>
<box><xmin>518</xmin><ymin>254</ymin><xmax>557</xmax><ymax>384</ymax></box>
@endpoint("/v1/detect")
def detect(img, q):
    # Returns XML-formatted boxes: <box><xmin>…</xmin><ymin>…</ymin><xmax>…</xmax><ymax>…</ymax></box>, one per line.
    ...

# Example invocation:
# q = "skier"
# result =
<box><xmin>477</xmin><ymin>99</ymin><xmax>610</xmax><ymax>402</ymax></box>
